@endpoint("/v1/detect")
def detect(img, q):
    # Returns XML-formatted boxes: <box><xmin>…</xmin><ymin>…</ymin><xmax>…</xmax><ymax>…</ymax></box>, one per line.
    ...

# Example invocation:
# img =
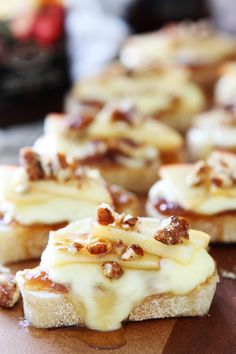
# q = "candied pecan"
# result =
<box><xmin>66</xmin><ymin>114</ymin><xmax>93</xmax><ymax>131</ymax></box>
<box><xmin>154</xmin><ymin>216</ymin><xmax>189</xmax><ymax>245</ymax></box>
<box><xmin>211</xmin><ymin>177</ymin><xmax>223</xmax><ymax>187</ymax></box>
<box><xmin>102</xmin><ymin>262</ymin><xmax>123</xmax><ymax>279</ymax></box>
<box><xmin>110</xmin><ymin>108</ymin><xmax>134</xmax><ymax>125</ymax></box>
<box><xmin>211</xmin><ymin>172</ymin><xmax>233</xmax><ymax>188</ymax></box>
<box><xmin>20</xmin><ymin>147</ymin><xmax>45</xmax><ymax>181</ymax></box>
<box><xmin>113</xmin><ymin>239</ymin><xmax>125</xmax><ymax>255</ymax></box>
<box><xmin>186</xmin><ymin>160</ymin><xmax>211</xmax><ymax>187</ymax></box>
<box><xmin>97</xmin><ymin>204</ymin><xmax>115</xmax><ymax>225</ymax></box>
<box><xmin>67</xmin><ymin>241</ymin><xmax>83</xmax><ymax>254</ymax></box>
<box><xmin>57</xmin><ymin>153</ymin><xmax>69</xmax><ymax>169</ymax></box>
<box><xmin>123</xmin><ymin>217</ymin><xmax>139</xmax><ymax>228</ymax></box>
<box><xmin>121</xmin><ymin>244</ymin><xmax>144</xmax><ymax>261</ymax></box>
<box><xmin>72</xmin><ymin>241</ymin><xmax>83</xmax><ymax>251</ymax></box>
<box><xmin>80</xmin><ymin>99</ymin><xmax>104</xmax><ymax>110</ymax></box>
<box><xmin>87</xmin><ymin>239</ymin><xmax>112</xmax><ymax>255</ymax></box>
<box><xmin>0</xmin><ymin>268</ymin><xmax>20</xmax><ymax>308</ymax></box>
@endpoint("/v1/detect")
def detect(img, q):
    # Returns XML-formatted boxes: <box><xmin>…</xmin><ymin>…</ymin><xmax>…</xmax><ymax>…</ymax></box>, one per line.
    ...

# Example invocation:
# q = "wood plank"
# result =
<box><xmin>163</xmin><ymin>245</ymin><xmax>236</xmax><ymax>354</ymax></box>
<box><xmin>0</xmin><ymin>247</ymin><xmax>235</xmax><ymax>353</ymax></box>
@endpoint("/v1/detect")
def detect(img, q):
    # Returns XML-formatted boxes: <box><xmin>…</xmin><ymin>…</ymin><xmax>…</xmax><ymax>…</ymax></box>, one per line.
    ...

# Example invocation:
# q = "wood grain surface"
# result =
<box><xmin>0</xmin><ymin>245</ymin><xmax>235</xmax><ymax>354</ymax></box>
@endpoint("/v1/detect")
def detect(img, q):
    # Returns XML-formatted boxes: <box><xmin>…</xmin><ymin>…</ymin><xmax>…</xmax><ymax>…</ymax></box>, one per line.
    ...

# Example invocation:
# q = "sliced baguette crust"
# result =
<box><xmin>0</xmin><ymin>223</ymin><xmax>65</xmax><ymax>265</ymax></box>
<box><xmin>17</xmin><ymin>271</ymin><xmax>218</xmax><ymax>329</ymax></box>
<box><xmin>146</xmin><ymin>201</ymin><xmax>236</xmax><ymax>243</ymax></box>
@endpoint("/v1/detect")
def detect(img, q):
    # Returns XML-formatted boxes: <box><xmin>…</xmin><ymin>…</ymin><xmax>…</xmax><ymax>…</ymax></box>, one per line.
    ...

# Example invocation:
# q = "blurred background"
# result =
<box><xmin>0</xmin><ymin>0</ymin><xmax>236</xmax><ymax>162</ymax></box>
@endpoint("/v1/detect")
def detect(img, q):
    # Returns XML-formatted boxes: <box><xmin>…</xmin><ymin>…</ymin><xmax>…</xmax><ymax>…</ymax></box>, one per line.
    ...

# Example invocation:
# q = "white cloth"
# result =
<box><xmin>65</xmin><ymin>0</ymin><xmax>132</xmax><ymax>80</ymax></box>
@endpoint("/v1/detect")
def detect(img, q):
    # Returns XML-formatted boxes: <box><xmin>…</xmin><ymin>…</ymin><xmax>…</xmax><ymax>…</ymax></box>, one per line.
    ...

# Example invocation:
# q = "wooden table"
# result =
<box><xmin>0</xmin><ymin>244</ymin><xmax>235</xmax><ymax>354</ymax></box>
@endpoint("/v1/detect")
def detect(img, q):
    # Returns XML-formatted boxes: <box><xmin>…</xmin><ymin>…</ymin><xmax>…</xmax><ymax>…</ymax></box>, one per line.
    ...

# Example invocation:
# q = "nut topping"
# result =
<box><xmin>154</xmin><ymin>216</ymin><xmax>189</xmax><ymax>245</ymax></box>
<box><xmin>57</xmin><ymin>152</ymin><xmax>69</xmax><ymax>169</ymax></box>
<box><xmin>102</xmin><ymin>262</ymin><xmax>123</xmax><ymax>279</ymax></box>
<box><xmin>19</xmin><ymin>147</ymin><xmax>102</xmax><ymax>184</ymax></box>
<box><xmin>68</xmin><ymin>241</ymin><xmax>83</xmax><ymax>254</ymax></box>
<box><xmin>97</xmin><ymin>204</ymin><xmax>115</xmax><ymax>225</ymax></box>
<box><xmin>0</xmin><ymin>267</ymin><xmax>20</xmax><ymax>308</ymax></box>
<box><xmin>87</xmin><ymin>238</ymin><xmax>112</xmax><ymax>255</ymax></box>
<box><xmin>121</xmin><ymin>244</ymin><xmax>144</xmax><ymax>261</ymax></box>
<box><xmin>66</xmin><ymin>114</ymin><xmax>94</xmax><ymax>131</ymax></box>
<box><xmin>112</xmin><ymin>240</ymin><xmax>126</xmax><ymax>255</ymax></box>
<box><xmin>20</xmin><ymin>147</ymin><xmax>45</xmax><ymax>181</ymax></box>
<box><xmin>123</xmin><ymin>217</ymin><xmax>139</xmax><ymax>228</ymax></box>
<box><xmin>211</xmin><ymin>171</ymin><xmax>233</xmax><ymax>188</ymax></box>
<box><xmin>186</xmin><ymin>152</ymin><xmax>236</xmax><ymax>189</ymax></box>
<box><xmin>97</xmin><ymin>203</ymin><xmax>139</xmax><ymax>230</ymax></box>
<box><xmin>110</xmin><ymin>108</ymin><xmax>135</xmax><ymax>126</ymax></box>
<box><xmin>186</xmin><ymin>160</ymin><xmax>211</xmax><ymax>187</ymax></box>
<box><xmin>20</xmin><ymin>147</ymin><xmax>71</xmax><ymax>182</ymax></box>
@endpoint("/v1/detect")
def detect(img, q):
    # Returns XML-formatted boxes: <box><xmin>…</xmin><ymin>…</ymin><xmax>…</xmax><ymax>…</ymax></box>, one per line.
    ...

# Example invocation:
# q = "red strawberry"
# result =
<box><xmin>33</xmin><ymin>5</ymin><xmax>64</xmax><ymax>47</ymax></box>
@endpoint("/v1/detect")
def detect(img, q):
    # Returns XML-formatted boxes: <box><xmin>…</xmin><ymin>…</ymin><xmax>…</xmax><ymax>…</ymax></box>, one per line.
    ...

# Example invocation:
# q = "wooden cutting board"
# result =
<box><xmin>0</xmin><ymin>245</ymin><xmax>235</xmax><ymax>354</ymax></box>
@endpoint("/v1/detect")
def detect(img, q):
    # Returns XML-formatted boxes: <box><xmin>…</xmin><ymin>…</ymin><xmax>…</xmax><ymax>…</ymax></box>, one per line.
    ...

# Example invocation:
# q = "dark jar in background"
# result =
<box><xmin>0</xmin><ymin>0</ymin><xmax>70</xmax><ymax>127</ymax></box>
<box><xmin>126</xmin><ymin>0</ymin><xmax>209</xmax><ymax>33</ymax></box>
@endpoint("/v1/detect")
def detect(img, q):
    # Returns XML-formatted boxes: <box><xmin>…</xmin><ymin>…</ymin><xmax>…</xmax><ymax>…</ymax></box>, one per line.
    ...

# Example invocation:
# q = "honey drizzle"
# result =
<box><xmin>24</xmin><ymin>269</ymin><xmax>68</xmax><ymax>293</ymax></box>
<box><xmin>20</xmin><ymin>321</ymin><xmax>127</xmax><ymax>350</ymax></box>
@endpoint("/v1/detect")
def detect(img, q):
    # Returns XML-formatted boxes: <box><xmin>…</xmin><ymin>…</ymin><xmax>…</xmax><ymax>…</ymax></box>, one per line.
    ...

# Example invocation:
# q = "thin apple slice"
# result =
<box><xmin>92</xmin><ymin>222</ymin><xmax>195</xmax><ymax>264</ymax></box>
<box><xmin>50</xmin><ymin>249</ymin><xmax>160</xmax><ymax>270</ymax></box>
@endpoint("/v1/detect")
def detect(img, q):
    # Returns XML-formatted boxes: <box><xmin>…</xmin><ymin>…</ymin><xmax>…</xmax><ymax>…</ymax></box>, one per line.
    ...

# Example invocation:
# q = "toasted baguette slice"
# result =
<box><xmin>97</xmin><ymin>159</ymin><xmax>160</xmax><ymax>194</ymax></box>
<box><xmin>146</xmin><ymin>202</ymin><xmax>236</xmax><ymax>243</ymax></box>
<box><xmin>17</xmin><ymin>271</ymin><xmax>218</xmax><ymax>329</ymax></box>
<box><xmin>0</xmin><ymin>222</ymin><xmax>65</xmax><ymax>265</ymax></box>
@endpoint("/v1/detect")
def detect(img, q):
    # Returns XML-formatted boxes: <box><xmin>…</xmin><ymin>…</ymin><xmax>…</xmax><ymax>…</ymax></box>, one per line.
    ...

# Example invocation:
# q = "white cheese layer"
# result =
<box><xmin>149</xmin><ymin>165</ymin><xmax>236</xmax><ymax>215</ymax></box>
<box><xmin>215</xmin><ymin>65</ymin><xmax>236</xmax><ymax>105</ymax></box>
<box><xmin>187</xmin><ymin>109</ymin><xmax>236</xmax><ymax>159</ymax></box>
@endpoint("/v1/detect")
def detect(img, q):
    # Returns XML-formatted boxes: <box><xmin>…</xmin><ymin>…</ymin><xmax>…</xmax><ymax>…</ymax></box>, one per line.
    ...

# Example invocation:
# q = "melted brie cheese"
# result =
<box><xmin>187</xmin><ymin>109</ymin><xmax>236</xmax><ymax>160</ymax></box>
<box><xmin>0</xmin><ymin>166</ymin><xmax>112</xmax><ymax>225</ymax></box>
<box><xmin>39</xmin><ymin>218</ymin><xmax>215</xmax><ymax>331</ymax></box>
<box><xmin>149</xmin><ymin>165</ymin><xmax>236</xmax><ymax>215</ymax></box>
<box><xmin>121</xmin><ymin>29</ymin><xmax>236</xmax><ymax>69</ymax></box>
<box><xmin>215</xmin><ymin>64</ymin><xmax>236</xmax><ymax>105</ymax></box>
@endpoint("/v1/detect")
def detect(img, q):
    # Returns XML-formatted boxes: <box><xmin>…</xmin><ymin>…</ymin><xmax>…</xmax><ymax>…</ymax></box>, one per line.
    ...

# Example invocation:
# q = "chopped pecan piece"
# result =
<box><xmin>20</xmin><ymin>147</ymin><xmax>45</xmax><ymax>181</ymax></box>
<box><xmin>102</xmin><ymin>262</ymin><xmax>123</xmax><ymax>279</ymax></box>
<box><xmin>67</xmin><ymin>241</ymin><xmax>83</xmax><ymax>254</ymax></box>
<box><xmin>57</xmin><ymin>152</ymin><xmax>69</xmax><ymax>169</ymax></box>
<box><xmin>97</xmin><ymin>204</ymin><xmax>115</xmax><ymax>225</ymax></box>
<box><xmin>87</xmin><ymin>238</ymin><xmax>112</xmax><ymax>255</ymax></box>
<box><xmin>186</xmin><ymin>160</ymin><xmax>211</xmax><ymax>187</ymax></box>
<box><xmin>0</xmin><ymin>267</ymin><xmax>20</xmax><ymax>308</ymax></box>
<box><xmin>154</xmin><ymin>216</ymin><xmax>189</xmax><ymax>245</ymax></box>
<box><xmin>72</xmin><ymin>241</ymin><xmax>83</xmax><ymax>251</ymax></box>
<box><xmin>111</xmin><ymin>108</ymin><xmax>134</xmax><ymax>125</ymax></box>
<box><xmin>113</xmin><ymin>240</ymin><xmax>126</xmax><ymax>255</ymax></box>
<box><xmin>123</xmin><ymin>217</ymin><xmax>139</xmax><ymax>228</ymax></box>
<box><xmin>66</xmin><ymin>114</ymin><xmax>93</xmax><ymax>131</ymax></box>
<box><xmin>121</xmin><ymin>244</ymin><xmax>144</xmax><ymax>261</ymax></box>
<box><xmin>211</xmin><ymin>172</ymin><xmax>233</xmax><ymax>188</ymax></box>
